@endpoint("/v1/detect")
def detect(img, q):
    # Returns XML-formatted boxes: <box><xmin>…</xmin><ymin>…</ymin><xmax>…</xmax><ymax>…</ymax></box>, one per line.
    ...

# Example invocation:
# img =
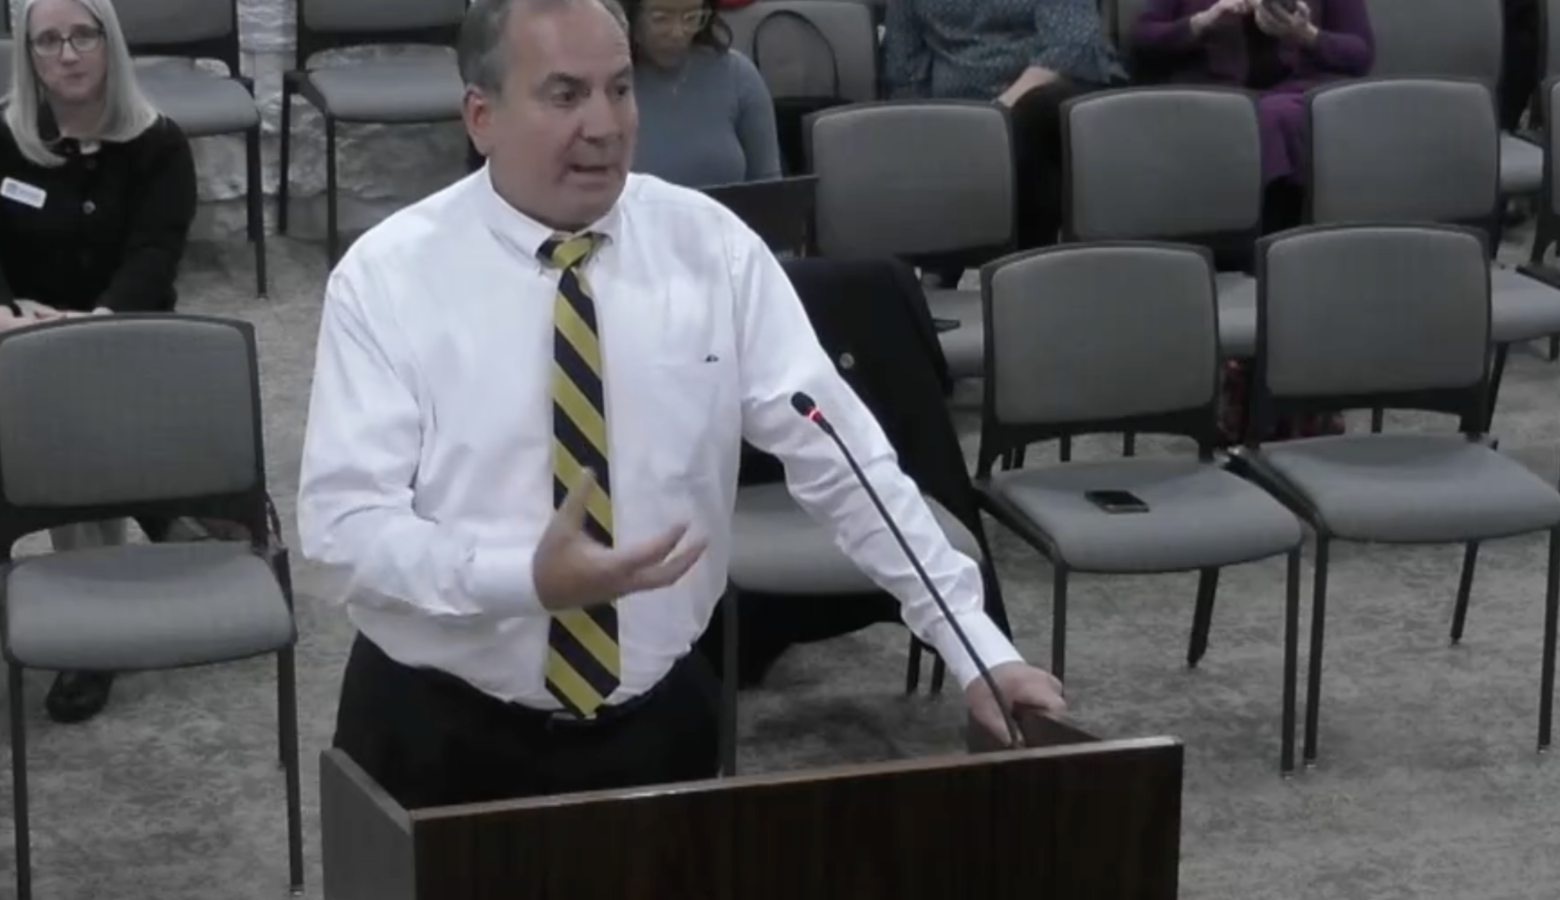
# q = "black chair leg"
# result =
<box><xmin>1540</xmin><ymin>528</ymin><xmax>1559</xmax><ymax>752</ymax></box>
<box><xmin>278</xmin><ymin>649</ymin><xmax>304</xmax><ymax>896</ymax></box>
<box><xmin>1550</xmin><ymin>335</ymin><xmax>1559</xmax><ymax>363</ymax></box>
<box><xmin>930</xmin><ymin>655</ymin><xmax>946</xmax><ymax>694</ymax></box>
<box><xmin>905</xmin><ymin>637</ymin><xmax>923</xmax><ymax>694</ymax></box>
<box><xmin>276</xmin><ymin>82</ymin><xmax>293</xmax><ymax>235</ymax></box>
<box><xmin>720</xmin><ymin>588</ymin><xmax>740</xmax><ymax>776</ymax></box>
<box><xmin>1450</xmin><ymin>541</ymin><xmax>1480</xmax><ymax>645</ymax></box>
<box><xmin>325</xmin><ymin>116</ymin><xmax>340</xmax><ymax>264</ymax></box>
<box><xmin>10</xmin><ymin>664</ymin><xmax>32</xmax><ymax>900</ymax></box>
<box><xmin>245</xmin><ymin>126</ymin><xmax>267</xmax><ymax>300</ymax></box>
<box><xmin>1303</xmin><ymin>539</ymin><xmax>1331</xmax><ymax>767</ymax></box>
<box><xmin>1187</xmin><ymin>567</ymin><xmax>1219</xmax><ymax>668</ymax></box>
<box><xmin>1051</xmin><ymin>564</ymin><xmax>1069</xmax><ymax>682</ymax></box>
<box><xmin>1280</xmin><ymin>548</ymin><xmax>1301</xmax><ymax>776</ymax></box>
<box><xmin>1058</xmin><ymin>437</ymin><xmax>1071</xmax><ymax>463</ymax></box>
<box><xmin>1487</xmin><ymin>343</ymin><xmax>1511</xmax><ymax>431</ymax></box>
<box><xmin>1370</xmin><ymin>407</ymin><xmax>1384</xmax><ymax>433</ymax></box>
<box><xmin>1122</xmin><ymin>432</ymin><xmax>1136</xmax><ymax>457</ymax></box>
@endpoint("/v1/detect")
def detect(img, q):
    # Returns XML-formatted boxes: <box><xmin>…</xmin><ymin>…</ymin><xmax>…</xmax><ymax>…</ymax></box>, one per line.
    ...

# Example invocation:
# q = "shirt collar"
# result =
<box><xmin>473</xmin><ymin>165</ymin><xmax>629</xmax><ymax>261</ymax></box>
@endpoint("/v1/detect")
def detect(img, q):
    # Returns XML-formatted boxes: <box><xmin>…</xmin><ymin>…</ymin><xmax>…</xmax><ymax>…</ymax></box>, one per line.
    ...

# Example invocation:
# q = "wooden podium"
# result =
<box><xmin>321</xmin><ymin>710</ymin><xmax>1182</xmax><ymax>899</ymax></box>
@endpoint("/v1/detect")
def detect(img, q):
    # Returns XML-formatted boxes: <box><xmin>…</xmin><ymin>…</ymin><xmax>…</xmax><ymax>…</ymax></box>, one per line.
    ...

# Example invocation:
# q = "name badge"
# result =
<box><xmin>1</xmin><ymin>178</ymin><xmax>46</xmax><ymax>209</ymax></box>
<box><xmin>0</xmin><ymin>177</ymin><xmax>46</xmax><ymax>209</ymax></box>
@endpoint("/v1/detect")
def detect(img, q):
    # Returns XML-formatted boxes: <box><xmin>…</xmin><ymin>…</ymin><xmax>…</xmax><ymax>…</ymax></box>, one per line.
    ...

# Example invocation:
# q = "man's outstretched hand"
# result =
<box><xmin>533</xmin><ymin>469</ymin><xmax>708</xmax><ymax>611</ymax></box>
<box><xmin>965</xmin><ymin>661</ymin><xmax>1067</xmax><ymax>747</ymax></box>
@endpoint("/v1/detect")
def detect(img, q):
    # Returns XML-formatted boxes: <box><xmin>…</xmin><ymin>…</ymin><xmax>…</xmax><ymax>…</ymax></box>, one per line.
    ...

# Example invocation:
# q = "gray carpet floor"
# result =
<box><xmin>1</xmin><ymin>227</ymin><xmax>1559</xmax><ymax>900</ymax></box>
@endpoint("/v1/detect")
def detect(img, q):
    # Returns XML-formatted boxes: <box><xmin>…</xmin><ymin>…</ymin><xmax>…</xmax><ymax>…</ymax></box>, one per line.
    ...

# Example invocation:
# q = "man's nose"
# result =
<box><xmin>579</xmin><ymin>92</ymin><xmax>622</xmax><ymax>140</ymax></box>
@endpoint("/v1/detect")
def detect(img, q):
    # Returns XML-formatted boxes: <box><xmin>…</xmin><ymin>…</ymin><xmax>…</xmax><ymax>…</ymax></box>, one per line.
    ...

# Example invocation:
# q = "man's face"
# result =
<box><xmin>466</xmin><ymin>1</ymin><xmax>638</xmax><ymax>230</ymax></box>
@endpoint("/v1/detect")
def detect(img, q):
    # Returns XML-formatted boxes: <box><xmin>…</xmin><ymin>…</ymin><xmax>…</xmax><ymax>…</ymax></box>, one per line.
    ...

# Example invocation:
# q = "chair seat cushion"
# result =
<box><xmin>300</xmin><ymin>60</ymin><xmax>464</xmax><ymax>122</ymax></box>
<box><xmin>729</xmin><ymin>482</ymin><xmax>981</xmax><ymax>594</ymax></box>
<box><xmin>926</xmin><ymin>288</ymin><xmax>983</xmax><ymax>380</ymax></box>
<box><xmin>1500</xmin><ymin>132</ymin><xmax>1543</xmax><ymax>195</ymax></box>
<box><xmin>1215</xmin><ymin>271</ymin><xmax>1256</xmax><ymax>358</ymax></box>
<box><xmin>136</xmin><ymin>65</ymin><xmax>259</xmax><ymax>136</ymax></box>
<box><xmin>984</xmin><ymin>458</ymin><xmax>1301</xmax><ymax>573</ymax></box>
<box><xmin>1250</xmin><ymin>434</ymin><xmax>1560</xmax><ymax>544</ymax></box>
<box><xmin>1491</xmin><ymin>266</ymin><xmax>1560</xmax><ymax>343</ymax></box>
<box><xmin>4</xmin><ymin>542</ymin><xmax>296</xmax><ymax>670</ymax></box>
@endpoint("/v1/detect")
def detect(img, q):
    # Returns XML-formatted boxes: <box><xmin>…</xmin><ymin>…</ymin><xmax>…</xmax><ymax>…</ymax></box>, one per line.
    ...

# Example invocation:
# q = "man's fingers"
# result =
<box><xmin>624</xmin><ymin>538</ymin><xmax>708</xmax><ymax>593</ymax></box>
<box><xmin>547</xmin><ymin>468</ymin><xmax>597</xmax><ymax>537</ymax></box>
<box><xmin>604</xmin><ymin>523</ymin><xmax>689</xmax><ymax>575</ymax></box>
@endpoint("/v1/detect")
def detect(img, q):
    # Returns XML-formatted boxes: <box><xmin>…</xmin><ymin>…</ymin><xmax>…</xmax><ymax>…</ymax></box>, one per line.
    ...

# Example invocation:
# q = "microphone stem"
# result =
<box><xmin>813</xmin><ymin>417</ymin><xmax>1025</xmax><ymax>749</ymax></box>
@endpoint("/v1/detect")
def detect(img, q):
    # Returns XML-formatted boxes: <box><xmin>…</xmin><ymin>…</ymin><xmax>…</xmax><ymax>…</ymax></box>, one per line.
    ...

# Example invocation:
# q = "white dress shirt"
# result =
<box><xmin>296</xmin><ymin>170</ymin><xmax>1022</xmax><ymax>710</ymax></box>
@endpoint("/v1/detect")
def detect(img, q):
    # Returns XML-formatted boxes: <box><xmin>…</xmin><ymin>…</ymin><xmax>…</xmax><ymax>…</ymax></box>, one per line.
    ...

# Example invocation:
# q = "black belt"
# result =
<box><xmin>415</xmin><ymin>651</ymin><xmax>693</xmax><ymax>731</ymax></box>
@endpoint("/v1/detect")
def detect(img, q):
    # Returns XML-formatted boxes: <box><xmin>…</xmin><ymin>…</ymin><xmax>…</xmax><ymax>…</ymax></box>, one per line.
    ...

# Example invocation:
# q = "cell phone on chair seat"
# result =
<box><xmin>1085</xmin><ymin>489</ymin><xmax>1150</xmax><ymax>514</ymax></box>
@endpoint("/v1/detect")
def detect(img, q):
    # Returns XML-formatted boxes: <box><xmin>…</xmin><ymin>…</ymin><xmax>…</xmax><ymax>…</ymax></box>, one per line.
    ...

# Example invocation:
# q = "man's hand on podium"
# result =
<box><xmin>966</xmin><ymin>662</ymin><xmax>1066</xmax><ymax>747</ymax></box>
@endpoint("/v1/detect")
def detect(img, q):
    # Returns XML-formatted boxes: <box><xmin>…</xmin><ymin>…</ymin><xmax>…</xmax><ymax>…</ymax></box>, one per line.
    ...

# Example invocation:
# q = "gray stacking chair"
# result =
<box><xmin>1364</xmin><ymin>0</ymin><xmax>1543</xmax><ymax>196</ymax></box>
<box><xmin>1234</xmin><ymin>223</ymin><xmax>1560</xmax><ymax>770</ymax></box>
<box><xmin>1062</xmin><ymin>87</ymin><xmax>1263</xmax><ymax>360</ymax></box>
<box><xmin>971</xmin><ymin>243</ymin><xmax>1306</xmax><ymax>770</ymax></box>
<box><xmin>120</xmin><ymin>0</ymin><xmax>266</xmax><ymax>297</ymax></box>
<box><xmin>1304</xmin><ymin>77</ymin><xmax>1560</xmax><ymax>426</ymax></box>
<box><xmin>0</xmin><ymin>316</ymin><xmax>302</xmax><ymax>900</ymax></box>
<box><xmin>276</xmin><ymin>0</ymin><xmax>467</xmax><ymax>264</ymax></box>
<box><xmin>807</xmin><ymin>101</ymin><xmax>1015</xmax><ymax>379</ymax></box>
<box><xmin>723</xmin><ymin>0</ymin><xmax>878</xmax><ymax>104</ymax></box>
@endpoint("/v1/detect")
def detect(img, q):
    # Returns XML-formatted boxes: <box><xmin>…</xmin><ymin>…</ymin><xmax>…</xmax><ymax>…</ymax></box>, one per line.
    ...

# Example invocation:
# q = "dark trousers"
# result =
<box><xmin>1009</xmin><ymin>78</ymin><xmax>1109</xmax><ymax>249</ymax></box>
<box><xmin>332</xmin><ymin>634</ymin><xmax>721</xmax><ymax>810</ymax></box>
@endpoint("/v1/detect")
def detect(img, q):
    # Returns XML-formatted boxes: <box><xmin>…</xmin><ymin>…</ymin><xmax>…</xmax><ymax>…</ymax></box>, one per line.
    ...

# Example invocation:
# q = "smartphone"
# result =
<box><xmin>1264</xmin><ymin>0</ymin><xmax>1299</xmax><ymax>14</ymax></box>
<box><xmin>1085</xmin><ymin>489</ymin><xmax>1150</xmax><ymax>514</ymax></box>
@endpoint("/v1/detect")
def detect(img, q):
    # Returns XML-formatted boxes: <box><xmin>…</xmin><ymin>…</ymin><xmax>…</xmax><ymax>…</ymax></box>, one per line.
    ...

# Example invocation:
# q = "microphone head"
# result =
<box><xmin>790</xmin><ymin>391</ymin><xmax>817</xmax><ymax>418</ymax></box>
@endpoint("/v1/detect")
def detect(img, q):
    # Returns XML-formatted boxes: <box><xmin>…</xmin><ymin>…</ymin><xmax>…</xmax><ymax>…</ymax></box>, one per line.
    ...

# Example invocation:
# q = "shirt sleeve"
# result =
<box><xmin>728</xmin><ymin>225</ymin><xmax>1023</xmax><ymax>690</ymax></box>
<box><xmin>731</xmin><ymin>53</ymin><xmax>784</xmax><ymax>181</ymax></box>
<box><xmin>1304</xmin><ymin>0</ymin><xmax>1374</xmax><ymax>77</ymax></box>
<box><xmin>883</xmin><ymin>0</ymin><xmax>933</xmax><ymax>98</ymax></box>
<box><xmin>1030</xmin><ymin>0</ymin><xmax>1128</xmax><ymax>84</ymax></box>
<box><xmin>1130</xmin><ymin>0</ymin><xmax>1202</xmax><ymax>53</ymax></box>
<box><xmin>95</xmin><ymin>119</ymin><xmax>198</xmax><ymax>312</ymax></box>
<box><xmin>296</xmin><ymin>260</ymin><xmax>545</xmax><ymax>622</ymax></box>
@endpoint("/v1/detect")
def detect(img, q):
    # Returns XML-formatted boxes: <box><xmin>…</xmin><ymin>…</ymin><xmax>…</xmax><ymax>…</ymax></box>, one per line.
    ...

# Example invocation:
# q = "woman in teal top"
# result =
<box><xmin>625</xmin><ymin>0</ymin><xmax>783</xmax><ymax>186</ymax></box>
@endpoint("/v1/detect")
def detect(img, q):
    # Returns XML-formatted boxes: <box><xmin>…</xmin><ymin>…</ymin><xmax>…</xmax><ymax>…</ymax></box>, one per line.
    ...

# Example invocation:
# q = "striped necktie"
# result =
<box><xmin>539</xmin><ymin>232</ymin><xmax>621</xmax><ymax>718</ymax></box>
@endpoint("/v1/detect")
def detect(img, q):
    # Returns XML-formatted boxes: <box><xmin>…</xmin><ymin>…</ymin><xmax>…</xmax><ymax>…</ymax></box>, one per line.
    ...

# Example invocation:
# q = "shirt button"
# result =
<box><xmin>82</xmin><ymin>201</ymin><xmax>95</xmax><ymax>215</ymax></box>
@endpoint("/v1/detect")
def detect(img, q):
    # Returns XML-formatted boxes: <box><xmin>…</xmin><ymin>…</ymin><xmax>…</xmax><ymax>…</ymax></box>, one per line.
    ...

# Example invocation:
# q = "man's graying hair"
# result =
<box><xmin>458</xmin><ymin>0</ymin><xmax>632</xmax><ymax>94</ymax></box>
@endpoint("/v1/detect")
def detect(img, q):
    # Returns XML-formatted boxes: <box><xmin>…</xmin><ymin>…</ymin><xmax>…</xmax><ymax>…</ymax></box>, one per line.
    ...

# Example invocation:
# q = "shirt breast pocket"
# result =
<box><xmin>644</xmin><ymin>353</ymin><xmax>740</xmax><ymax>487</ymax></box>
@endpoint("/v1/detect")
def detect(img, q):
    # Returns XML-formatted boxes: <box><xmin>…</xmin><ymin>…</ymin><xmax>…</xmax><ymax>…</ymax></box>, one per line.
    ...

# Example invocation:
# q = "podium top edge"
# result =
<box><xmin>408</xmin><ymin>735</ymin><xmax>1183</xmax><ymax>822</ymax></box>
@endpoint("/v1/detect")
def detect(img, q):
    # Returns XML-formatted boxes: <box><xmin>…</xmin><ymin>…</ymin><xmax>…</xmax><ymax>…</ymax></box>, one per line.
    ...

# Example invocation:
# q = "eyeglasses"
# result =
<box><xmin>29</xmin><ymin>27</ymin><xmax>106</xmax><ymax>57</ymax></box>
<box><xmin>642</xmin><ymin>9</ymin><xmax>711</xmax><ymax>30</ymax></box>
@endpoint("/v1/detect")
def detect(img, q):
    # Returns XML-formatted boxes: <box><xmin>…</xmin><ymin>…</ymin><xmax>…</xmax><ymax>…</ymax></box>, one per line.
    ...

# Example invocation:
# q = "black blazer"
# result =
<box><xmin>0</xmin><ymin>114</ymin><xmax>197</xmax><ymax>313</ymax></box>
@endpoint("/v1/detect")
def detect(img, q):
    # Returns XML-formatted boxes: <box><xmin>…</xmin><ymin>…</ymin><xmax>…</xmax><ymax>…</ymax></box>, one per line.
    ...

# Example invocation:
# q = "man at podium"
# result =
<box><xmin>296</xmin><ymin>0</ymin><xmax>1066</xmax><ymax>810</ymax></box>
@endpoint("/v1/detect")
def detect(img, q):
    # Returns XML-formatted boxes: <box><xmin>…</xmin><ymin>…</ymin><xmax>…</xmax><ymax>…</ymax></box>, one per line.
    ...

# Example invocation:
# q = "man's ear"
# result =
<box><xmin>462</xmin><ymin>86</ymin><xmax>494</xmax><ymax>157</ymax></box>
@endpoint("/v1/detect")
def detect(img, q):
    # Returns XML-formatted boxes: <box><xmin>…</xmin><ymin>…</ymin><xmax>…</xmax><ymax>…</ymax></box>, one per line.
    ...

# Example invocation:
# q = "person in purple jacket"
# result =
<box><xmin>1130</xmin><ymin>0</ymin><xmax>1373</xmax><ymax>229</ymax></box>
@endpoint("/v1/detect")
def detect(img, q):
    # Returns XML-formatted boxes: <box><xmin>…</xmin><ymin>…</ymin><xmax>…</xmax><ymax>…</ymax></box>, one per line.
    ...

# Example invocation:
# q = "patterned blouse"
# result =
<box><xmin>883</xmin><ymin>0</ymin><xmax>1128</xmax><ymax>100</ymax></box>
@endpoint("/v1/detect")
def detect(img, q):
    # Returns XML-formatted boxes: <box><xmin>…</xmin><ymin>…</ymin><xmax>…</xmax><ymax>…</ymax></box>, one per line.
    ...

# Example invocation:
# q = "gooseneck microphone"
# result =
<box><xmin>790</xmin><ymin>391</ymin><xmax>1024</xmax><ymax>749</ymax></box>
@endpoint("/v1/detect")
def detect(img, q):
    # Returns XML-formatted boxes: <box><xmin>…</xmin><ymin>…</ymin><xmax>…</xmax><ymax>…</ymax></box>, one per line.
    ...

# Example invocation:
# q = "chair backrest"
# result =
<box><xmin>1305</xmin><ymin>78</ymin><xmax>1500</xmax><ymax>233</ymax></box>
<box><xmin>0</xmin><ymin>39</ymin><xmax>11</xmax><ymax>97</ymax></box>
<box><xmin>1549</xmin><ymin>77</ymin><xmax>1560</xmax><ymax>218</ymax></box>
<box><xmin>723</xmin><ymin>0</ymin><xmax>877</xmax><ymax>103</ymax></box>
<box><xmin>976</xmin><ymin>242</ymin><xmax>1220</xmax><ymax>471</ymax></box>
<box><xmin>809</xmin><ymin>100</ymin><xmax>1013</xmax><ymax>258</ymax></box>
<box><xmin>0</xmin><ymin>316</ymin><xmax>269</xmax><ymax>550</ymax></box>
<box><xmin>1364</xmin><ymin>0</ymin><xmax>1502</xmax><ymax>87</ymax></box>
<box><xmin>703</xmin><ymin>175</ymin><xmax>818</xmax><ymax>254</ymax></box>
<box><xmin>1251</xmin><ymin>224</ymin><xmax>1490</xmax><ymax>435</ymax></box>
<box><xmin>1548</xmin><ymin>0</ymin><xmax>1560</xmax><ymax>78</ymax></box>
<box><xmin>1062</xmin><ymin>87</ymin><xmax>1261</xmax><ymax>248</ymax></box>
<box><xmin>294</xmin><ymin>0</ymin><xmax>467</xmax><ymax>64</ymax></box>
<box><xmin>118</xmin><ymin>0</ymin><xmax>240</xmax><ymax>71</ymax></box>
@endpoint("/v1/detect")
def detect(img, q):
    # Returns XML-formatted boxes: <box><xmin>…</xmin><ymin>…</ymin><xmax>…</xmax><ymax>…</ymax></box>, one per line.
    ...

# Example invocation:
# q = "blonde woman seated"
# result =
<box><xmin>0</xmin><ymin>0</ymin><xmax>198</xmax><ymax>723</ymax></box>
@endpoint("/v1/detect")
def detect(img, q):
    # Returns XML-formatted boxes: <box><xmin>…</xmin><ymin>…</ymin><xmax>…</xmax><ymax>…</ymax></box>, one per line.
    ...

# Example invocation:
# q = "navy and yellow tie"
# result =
<box><xmin>539</xmin><ymin>232</ymin><xmax>621</xmax><ymax>718</ymax></box>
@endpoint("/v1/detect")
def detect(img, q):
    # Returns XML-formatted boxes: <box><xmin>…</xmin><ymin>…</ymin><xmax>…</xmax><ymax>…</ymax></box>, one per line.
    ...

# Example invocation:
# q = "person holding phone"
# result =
<box><xmin>1130</xmin><ymin>0</ymin><xmax>1373</xmax><ymax>221</ymax></box>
